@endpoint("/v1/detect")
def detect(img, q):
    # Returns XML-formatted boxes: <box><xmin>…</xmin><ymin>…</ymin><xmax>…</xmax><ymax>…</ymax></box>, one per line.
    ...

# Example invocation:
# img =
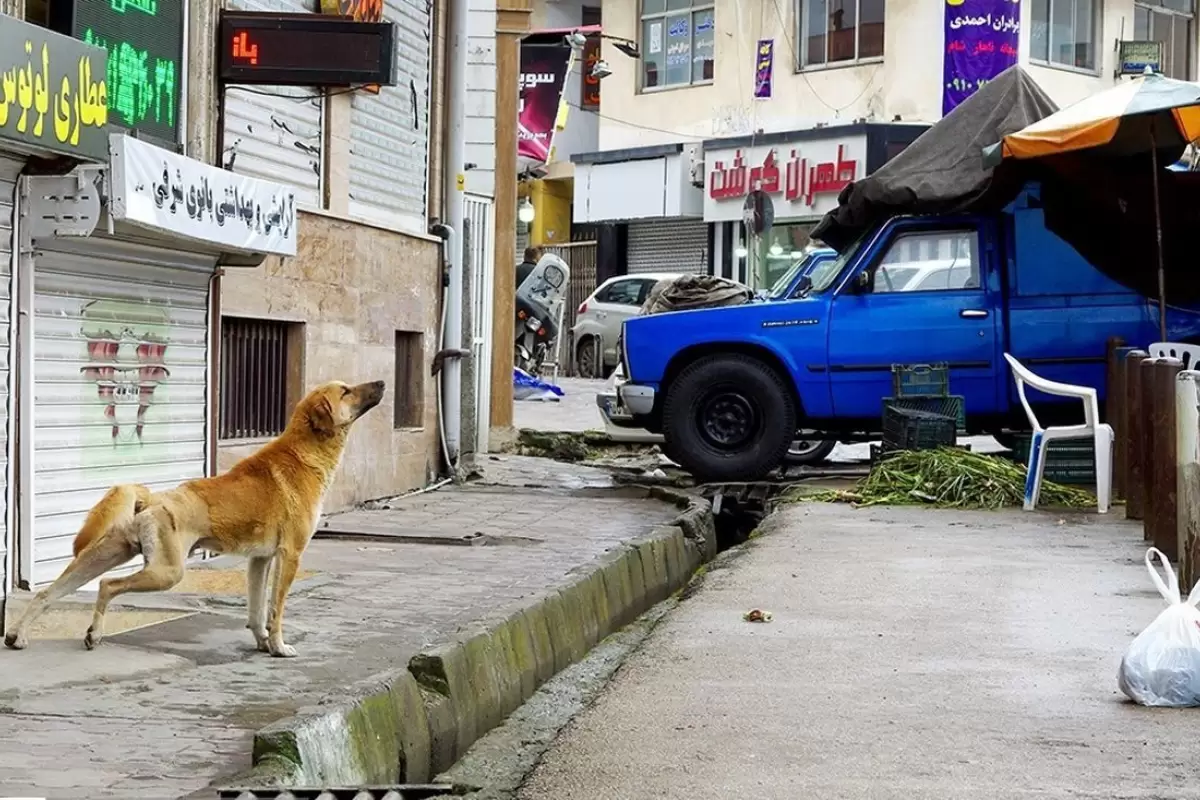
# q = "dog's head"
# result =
<box><xmin>298</xmin><ymin>380</ymin><xmax>387</xmax><ymax>438</ymax></box>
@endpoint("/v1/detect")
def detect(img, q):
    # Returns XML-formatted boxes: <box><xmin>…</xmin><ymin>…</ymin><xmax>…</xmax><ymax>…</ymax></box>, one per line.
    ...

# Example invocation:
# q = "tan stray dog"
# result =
<box><xmin>3</xmin><ymin>380</ymin><xmax>385</xmax><ymax>657</ymax></box>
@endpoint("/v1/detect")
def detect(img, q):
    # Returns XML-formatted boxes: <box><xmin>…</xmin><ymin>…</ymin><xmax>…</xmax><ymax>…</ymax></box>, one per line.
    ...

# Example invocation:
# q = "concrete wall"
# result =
<box><xmin>219</xmin><ymin>213</ymin><xmax>443</xmax><ymax>511</ymax></box>
<box><xmin>596</xmin><ymin>0</ymin><xmax>943</xmax><ymax>149</ymax></box>
<box><xmin>596</xmin><ymin>0</ymin><xmax>1195</xmax><ymax>149</ymax></box>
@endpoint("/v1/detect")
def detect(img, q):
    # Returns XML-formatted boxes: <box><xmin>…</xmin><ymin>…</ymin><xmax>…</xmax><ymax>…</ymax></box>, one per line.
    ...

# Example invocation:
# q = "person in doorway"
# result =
<box><xmin>516</xmin><ymin>246</ymin><xmax>540</xmax><ymax>291</ymax></box>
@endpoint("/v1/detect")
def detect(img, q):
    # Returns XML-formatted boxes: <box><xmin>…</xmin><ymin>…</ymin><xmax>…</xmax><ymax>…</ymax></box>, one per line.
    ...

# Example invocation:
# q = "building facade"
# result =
<box><xmin>212</xmin><ymin>0</ymin><xmax>448</xmax><ymax>510</ymax></box>
<box><xmin>0</xmin><ymin>3</ymin><xmax>310</xmax><ymax>600</ymax></box>
<box><xmin>0</xmin><ymin>0</ymin><xmax>463</xmax><ymax>608</ymax></box>
<box><xmin>568</xmin><ymin>0</ymin><xmax>1200</xmax><ymax>288</ymax></box>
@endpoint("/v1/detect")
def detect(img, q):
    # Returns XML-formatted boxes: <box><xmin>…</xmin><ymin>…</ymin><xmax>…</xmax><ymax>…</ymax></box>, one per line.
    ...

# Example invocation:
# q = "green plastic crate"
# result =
<box><xmin>1008</xmin><ymin>434</ymin><xmax>1096</xmax><ymax>486</ymax></box>
<box><xmin>882</xmin><ymin>395</ymin><xmax>966</xmax><ymax>431</ymax></box>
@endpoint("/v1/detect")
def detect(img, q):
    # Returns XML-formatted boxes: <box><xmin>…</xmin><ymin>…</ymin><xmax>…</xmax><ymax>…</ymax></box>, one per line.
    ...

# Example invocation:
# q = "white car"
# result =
<box><xmin>571</xmin><ymin>272</ymin><xmax>683</xmax><ymax>378</ymax></box>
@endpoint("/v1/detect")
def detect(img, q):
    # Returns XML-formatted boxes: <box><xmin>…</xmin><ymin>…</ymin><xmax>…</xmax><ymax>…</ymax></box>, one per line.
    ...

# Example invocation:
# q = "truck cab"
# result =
<box><xmin>617</xmin><ymin>186</ymin><xmax>1200</xmax><ymax>481</ymax></box>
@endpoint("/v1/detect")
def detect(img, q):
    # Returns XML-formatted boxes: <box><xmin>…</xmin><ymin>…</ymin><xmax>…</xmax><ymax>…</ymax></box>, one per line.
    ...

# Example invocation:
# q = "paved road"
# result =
<box><xmin>513</xmin><ymin>377</ymin><xmax>1006</xmax><ymax>460</ymax></box>
<box><xmin>520</xmin><ymin>502</ymin><xmax>1200</xmax><ymax>800</ymax></box>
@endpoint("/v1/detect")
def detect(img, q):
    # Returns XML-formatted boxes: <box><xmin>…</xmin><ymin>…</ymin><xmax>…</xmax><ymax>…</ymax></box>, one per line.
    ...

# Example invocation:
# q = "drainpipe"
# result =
<box><xmin>441</xmin><ymin>0</ymin><xmax>469</xmax><ymax>461</ymax></box>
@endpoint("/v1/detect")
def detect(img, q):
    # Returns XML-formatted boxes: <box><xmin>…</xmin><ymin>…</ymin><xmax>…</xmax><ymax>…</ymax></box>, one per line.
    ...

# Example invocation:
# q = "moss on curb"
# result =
<box><xmin>243</xmin><ymin>503</ymin><xmax>716</xmax><ymax>790</ymax></box>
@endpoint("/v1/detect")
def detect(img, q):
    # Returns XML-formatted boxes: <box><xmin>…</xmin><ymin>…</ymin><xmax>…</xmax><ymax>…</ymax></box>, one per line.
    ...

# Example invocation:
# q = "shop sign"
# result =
<box><xmin>74</xmin><ymin>0</ymin><xmax>184</xmax><ymax>145</ymax></box>
<box><xmin>0</xmin><ymin>19</ymin><xmax>109</xmax><ymax>162</ymax></box>
<box><xmin>704</xmin><ymin>137</ymin><xmax>864</xmax><ymax>222</ymax></box>
<box><xmin>108</xmin><ymin>134</ymin><xmax>298</xmax><ymax>256</ymax></box>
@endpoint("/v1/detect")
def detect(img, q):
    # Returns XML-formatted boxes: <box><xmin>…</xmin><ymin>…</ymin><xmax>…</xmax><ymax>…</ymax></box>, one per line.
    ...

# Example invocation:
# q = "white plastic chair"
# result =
<box><xmin>1003</xmin><ymin>353</ymin><xmax>1113</xmax><ymax>514</ymax></box>
<box><xmin>1150</xmin><ymin>342</ymin><xmax>1200</xmax><ymax>370</ymax></box>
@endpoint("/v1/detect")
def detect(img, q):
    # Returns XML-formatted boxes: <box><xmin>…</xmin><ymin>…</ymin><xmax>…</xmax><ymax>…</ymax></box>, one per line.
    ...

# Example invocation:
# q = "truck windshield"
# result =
<box><xmin>808</xmin><ymin>235</ymin><xmax>867</xmax><ymax>293</ymax></box>
<box><xmin>767</xmin><ymin>260</ymin><xmax>805</xmax><ymax>299</ymax></box>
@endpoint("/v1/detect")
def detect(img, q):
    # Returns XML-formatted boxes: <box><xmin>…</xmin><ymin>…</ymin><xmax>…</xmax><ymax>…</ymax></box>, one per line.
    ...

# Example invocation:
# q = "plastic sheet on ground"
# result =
<box><xmin>514</xmin><ymin>368</ymin><xmax>565</xmax><ymax>402</ymax></box>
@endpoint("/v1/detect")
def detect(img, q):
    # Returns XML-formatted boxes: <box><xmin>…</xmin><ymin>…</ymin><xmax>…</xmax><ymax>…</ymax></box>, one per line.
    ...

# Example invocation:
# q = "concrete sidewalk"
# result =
<box><xmin>522</xmin><ymin>502</ymin><xmax>1200</xmax><ymax>800</ymax></box>
<box><xmin>0</xmin><ymin>456</ymin><xmax>704</xmax><ymax>800</ymax></box>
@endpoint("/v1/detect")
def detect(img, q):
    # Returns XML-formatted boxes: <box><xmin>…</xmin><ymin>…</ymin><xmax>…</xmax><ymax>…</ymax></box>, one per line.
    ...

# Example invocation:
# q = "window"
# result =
<box><xmin>596</xmin><ymin>279</ymin><xmax>645</xmax><ymax>306</ymax></box>
<box><xmin>640</xmin><ymin>0</ymin><xmax>715</xmax><ymax>89</ymax></box>
<box><xmin>871</xmin><ymin>230</ymin><xmax>980</xmax><ymax>294</ymax></box>
<box><xmin>798</xmin><ymin>0</ymin><xmax>885</xmax><ymax>69</ymax></box>
<box><xmin>394</xmin><ymin>331</ymin><xmax>425</xmax><ymax>429</ymax></box>
<box><xmin>751</xmin><ymin>222</ymin><xmax>815</xmax><ymax>290</ymax></box>
<box><xmin>1031</xmin><ymin>0</ymin><xmax>1098</xmax><ymax>70</ymax></box>
<box><xmin>220</xmin><ymin>317</ymin><xmax>305</xmax><ymax>440</ymax></box>
<box><xmin>1136</xmin><ymin>0</ymin><xmax>1195</xmax><ymax>79</ymax></box>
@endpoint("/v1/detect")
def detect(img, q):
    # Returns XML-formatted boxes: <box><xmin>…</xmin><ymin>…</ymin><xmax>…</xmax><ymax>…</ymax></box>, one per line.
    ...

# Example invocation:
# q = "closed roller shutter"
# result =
<box><xmin>348</xmin><ymin>0</ymin><xmax>432</xmax><ymax>233</ymax></box>
<box><xmin>30</xmin><ymin>238</ymin><xmax>215</xmax><ymax>587</ymax></box>
<box><xmin>626</xmin><ymin>219</ymin><xmax>708</xmax><ymax>275</ymax></box>
<box><xmin>0</xmin><ymin>156</ymin><xmax>20</xmax><ymax>597</ymax></box>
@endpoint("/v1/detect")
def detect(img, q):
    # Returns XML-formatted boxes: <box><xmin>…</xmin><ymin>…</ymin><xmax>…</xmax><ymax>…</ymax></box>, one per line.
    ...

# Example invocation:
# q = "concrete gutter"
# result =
<box><xmin>225</xmin><ymin>488</ymin><xmax>716</xmax><ymax>789</ymax></box>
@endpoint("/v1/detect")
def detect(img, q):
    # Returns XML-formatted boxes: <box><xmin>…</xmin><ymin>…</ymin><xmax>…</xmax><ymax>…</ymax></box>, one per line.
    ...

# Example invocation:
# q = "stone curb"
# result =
<box><xmin>222</xmin><ymin>493</ymin><xmax>714</xmax><ymax>789</ymax></box>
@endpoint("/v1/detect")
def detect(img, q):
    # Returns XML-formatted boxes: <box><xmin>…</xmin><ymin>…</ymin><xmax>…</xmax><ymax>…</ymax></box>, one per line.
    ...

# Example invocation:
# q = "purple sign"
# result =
<box><xmin>942</xmin><ymin>0</ymin><xmax>1020</xmax><ymax>116</ymax></box>
<box><xmin>754</xmin><ymin>38</ymin><xmax>774</xmax><ymax>100</ymax></box>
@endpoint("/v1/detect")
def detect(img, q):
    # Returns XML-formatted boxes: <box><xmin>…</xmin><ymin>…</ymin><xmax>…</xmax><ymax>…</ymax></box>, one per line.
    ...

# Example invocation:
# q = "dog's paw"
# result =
<box><xmin>3</xmin><ymin>632</ymin><xmax>27</xmax><ymax>650</ymax></box>
<box><xmin>268</xmin><ymin>641</ymin><xmax>297</xmax><ymax>658</ymax></box>
<box><xmin>83</xmin><ymin>626</ymin><xmax>101</xmax><ymax>651</ymax></box>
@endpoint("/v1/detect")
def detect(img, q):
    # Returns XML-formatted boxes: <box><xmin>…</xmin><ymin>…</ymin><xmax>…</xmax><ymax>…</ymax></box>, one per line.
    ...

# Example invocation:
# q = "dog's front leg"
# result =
<box><xmin>266</xmin><ymin>549</ymin><xmax>301</xmax><ymax>658</ymax></box>
<box><xmin>245</xmin><ymin>555</ymin><xmax>273</xmax><ymax>652</ymax></box>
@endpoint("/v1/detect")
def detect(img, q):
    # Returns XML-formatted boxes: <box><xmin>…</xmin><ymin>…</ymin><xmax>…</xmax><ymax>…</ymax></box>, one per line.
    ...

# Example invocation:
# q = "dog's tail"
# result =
<box><xmin>72</xmin><ymin>484</ymin><xmax>153</xmax><ymax>557</ymax></box>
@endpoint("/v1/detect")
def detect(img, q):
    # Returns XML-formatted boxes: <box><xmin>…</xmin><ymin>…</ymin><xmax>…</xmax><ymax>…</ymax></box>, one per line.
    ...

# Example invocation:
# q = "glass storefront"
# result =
<box><xmin>745</xmin><ymin>221</ymin><xmax>817</xmax><ymax>290</ymax></box>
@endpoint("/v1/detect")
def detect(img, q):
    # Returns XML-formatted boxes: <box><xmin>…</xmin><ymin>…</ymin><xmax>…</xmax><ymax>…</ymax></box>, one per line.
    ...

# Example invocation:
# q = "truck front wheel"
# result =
<box><xmin>662</xmin><ymin>354</ymin><xmax>796</xmax><ymax>482</ymax></box>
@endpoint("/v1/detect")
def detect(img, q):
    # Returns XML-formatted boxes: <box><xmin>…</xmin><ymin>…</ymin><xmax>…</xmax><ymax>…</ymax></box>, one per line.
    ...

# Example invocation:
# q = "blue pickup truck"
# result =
<box><xmin>613</xmin><ymin>185</ymin><xmax>1200</xmax><ymax>481</ymax></box>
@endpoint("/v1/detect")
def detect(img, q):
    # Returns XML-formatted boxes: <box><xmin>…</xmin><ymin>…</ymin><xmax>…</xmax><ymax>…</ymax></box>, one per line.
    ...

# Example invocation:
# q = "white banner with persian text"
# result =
<box><xmin>702</xmin><ymin>134</ymin><xmax>867</xmax><ymax>223</ymax></box>
<box><xmin>108</xmin><ymin>134</ymin><xmax>298</xmax><ymax>256</ymax></box>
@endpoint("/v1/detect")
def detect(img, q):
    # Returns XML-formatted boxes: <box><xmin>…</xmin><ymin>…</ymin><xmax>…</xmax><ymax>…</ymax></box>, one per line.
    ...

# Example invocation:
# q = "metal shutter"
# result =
<box><xmin>348</xmin><ymin>0</ymin><xmax>432</xmax><ymax>233</ymax></box>
<box><xmin>29</xmin><ymin>238</ymin><xmax>215</xmax><ymax>587</ymax></box>
<box><xmin>0</xmin><ymin>156</ymin><xmax>19</xmax><ymax>598</ymax></box>
<box><xmin>626</xmin><ymin>219</ymin><xmax>709</xmax><ymax>275</ymax></box>
<box><xmin>222</xmin><ymin>0</ymin><xmax>324</xmax><ymax>209</ymax></box>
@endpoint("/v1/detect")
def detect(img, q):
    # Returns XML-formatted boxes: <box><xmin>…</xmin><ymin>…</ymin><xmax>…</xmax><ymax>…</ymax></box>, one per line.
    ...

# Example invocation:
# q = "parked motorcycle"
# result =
<box><xmin>514</xmin><ymin>253</ymin><xmax>570</xmax><ymax>374</ymax></box>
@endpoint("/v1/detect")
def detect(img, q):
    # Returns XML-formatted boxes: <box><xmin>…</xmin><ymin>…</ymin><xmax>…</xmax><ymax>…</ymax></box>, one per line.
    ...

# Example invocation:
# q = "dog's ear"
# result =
<box><xmin>309</xmin><ymin>395</ymin><xmax>337</xmax><ymax>437</ymax></box>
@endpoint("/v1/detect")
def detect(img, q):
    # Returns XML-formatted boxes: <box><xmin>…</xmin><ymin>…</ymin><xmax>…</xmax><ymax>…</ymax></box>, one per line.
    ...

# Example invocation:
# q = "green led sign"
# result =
<box><xmin>71</xmin><ymin>0</ymin><xmax>183</xmax><ymax>145</ymax></box>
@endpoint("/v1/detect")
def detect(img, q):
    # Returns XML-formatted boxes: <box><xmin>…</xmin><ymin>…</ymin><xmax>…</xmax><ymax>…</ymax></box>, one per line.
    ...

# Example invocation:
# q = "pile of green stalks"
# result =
<box><xmin>805</xmin><ymin>447</ymin><xmax>1097</xmax><ymax>510</ymax></box>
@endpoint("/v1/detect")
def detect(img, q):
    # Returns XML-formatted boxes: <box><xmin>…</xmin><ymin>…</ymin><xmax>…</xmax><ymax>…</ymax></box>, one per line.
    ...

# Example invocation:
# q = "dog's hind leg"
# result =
<box><xmin>4</xmin><ymin>533</ymin><xmax>137</xmax><ymax>650</ymax></box>
<box><xmin>85</xmin><ymin>514</ymin><xmax>186</xmax><ymax>650</ymax></box>
<box><xmin>245</xmin><ymin>555</ymin><xmax>273</xmax><ymax>652</ymax></box>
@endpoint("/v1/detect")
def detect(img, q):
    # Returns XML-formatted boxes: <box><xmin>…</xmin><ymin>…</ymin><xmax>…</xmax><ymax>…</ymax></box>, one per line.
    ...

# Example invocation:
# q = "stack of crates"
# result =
<box><xmin>878</xmin><ymin>363</ymin><xmax>962</xmax><ymax>456</ymax></box>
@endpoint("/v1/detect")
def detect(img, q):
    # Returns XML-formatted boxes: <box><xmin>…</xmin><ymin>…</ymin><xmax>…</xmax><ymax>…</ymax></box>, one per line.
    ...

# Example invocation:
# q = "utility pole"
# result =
<box><xmin>489</xmin><ymin>0</ymin><xmax>531</xmax><ymax>441</ymax></box>
<box><xmin>441</xmin><ymin>0</ymin><xmax>470</xmax><ymax>460</ymax></box>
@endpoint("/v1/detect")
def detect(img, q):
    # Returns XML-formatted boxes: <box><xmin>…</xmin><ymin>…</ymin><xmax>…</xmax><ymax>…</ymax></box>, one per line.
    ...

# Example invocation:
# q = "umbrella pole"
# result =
<box><xmin>1150</xmin><ymin>125</ymin><xmax>1168</xmax><ymax>342</ymax></box>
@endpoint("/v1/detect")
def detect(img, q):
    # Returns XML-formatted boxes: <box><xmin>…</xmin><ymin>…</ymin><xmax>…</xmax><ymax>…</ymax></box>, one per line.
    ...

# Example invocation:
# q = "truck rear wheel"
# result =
<box><xmin>662</xmin><ymin>354</ymin><xmax>796</xmax><ymax>482</ymax></box>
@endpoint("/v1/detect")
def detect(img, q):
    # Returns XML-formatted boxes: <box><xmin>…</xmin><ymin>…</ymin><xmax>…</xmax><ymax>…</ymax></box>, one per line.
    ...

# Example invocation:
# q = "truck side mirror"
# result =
<box><xmin>854</xmin><ymin>271</ymin><xmax>871</xmax><ymax>293</ymax></box>
<box><xmin>794</xmin><ymin>275</ymin><xmax>812</xmax><ymax>296</ymax></box>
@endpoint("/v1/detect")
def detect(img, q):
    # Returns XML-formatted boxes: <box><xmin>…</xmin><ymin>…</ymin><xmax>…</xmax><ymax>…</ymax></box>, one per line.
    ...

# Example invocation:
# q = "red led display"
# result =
<box><xmin>218</xmin><ymin>11</ymin><xmax>396</xmax><ymax>87</ymax></box>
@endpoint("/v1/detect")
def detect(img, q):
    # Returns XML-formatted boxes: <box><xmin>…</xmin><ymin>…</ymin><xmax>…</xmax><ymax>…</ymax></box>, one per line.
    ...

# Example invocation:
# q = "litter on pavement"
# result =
<box><xmin>1118</xmin><ymin>547</ymin><xmax>1200</xmax><ymax>707</ymax></box>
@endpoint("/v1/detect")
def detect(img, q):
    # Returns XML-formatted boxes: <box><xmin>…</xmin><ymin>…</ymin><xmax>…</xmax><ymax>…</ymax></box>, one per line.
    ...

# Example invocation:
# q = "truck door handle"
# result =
<box><xmin>960</xmin><ymin>309</ymin><xmax>989</xmax><ymax>319</ymax></box>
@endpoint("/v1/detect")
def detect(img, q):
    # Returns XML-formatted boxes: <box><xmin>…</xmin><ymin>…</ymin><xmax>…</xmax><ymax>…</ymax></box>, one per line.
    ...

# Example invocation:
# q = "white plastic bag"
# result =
<box><xmin>1118</xmin><ymin>547</ymin><xmax>1200</xmax><ymax>707</ymax></box>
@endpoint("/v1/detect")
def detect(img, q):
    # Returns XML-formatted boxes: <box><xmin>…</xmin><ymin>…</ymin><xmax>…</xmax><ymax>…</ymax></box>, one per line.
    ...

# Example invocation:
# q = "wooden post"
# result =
<box><xmin>1111</xmin><ymin>345</ymin><xmax>1136</xmax><ymax>500</ymax></box>
<box><xmin>488</xmin><ymin>0</ymin><xmax>532</xmax><ymax>442</ymax></box>
<box><xmin>1104</xmin><ymin>336</ymin><xmax>1126</xmax><ymax>424</ymax></box>
<box><xmin>1176</xmin><ymin>370</ymin><xmax>1200</xmax><ymax>594</ymax></box>
<box><xmin>1126</xmin><ymin>351</ymin><xmax>1150</xmax><ymax>520</ymax></box>
<box><xmin>1148</xmin><ymin>358</ymin><xmax>1183</xmax><ymax>558</ymax></box>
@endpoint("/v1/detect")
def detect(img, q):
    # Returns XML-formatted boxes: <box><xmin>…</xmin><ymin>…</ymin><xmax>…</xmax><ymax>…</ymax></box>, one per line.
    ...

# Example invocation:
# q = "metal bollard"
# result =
<box><xmin>1177</xmin><ymin>370</ymin><xmax>1200</xmax><ymax>594</ymax></box>
<box><xmin>1126</xmin><ymin>351</ymin><xmax>1150</xmax><ymax>520</ymax></box>
<box><xmin>1147</xmin><ymin>357</ymin><xmax>1183</xmax><ymax>557</ymax></box>
<box><xmin>1111</xmin><ymin>345</ymin><xmax>1137</xmax><ymax>500</ymax></box>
